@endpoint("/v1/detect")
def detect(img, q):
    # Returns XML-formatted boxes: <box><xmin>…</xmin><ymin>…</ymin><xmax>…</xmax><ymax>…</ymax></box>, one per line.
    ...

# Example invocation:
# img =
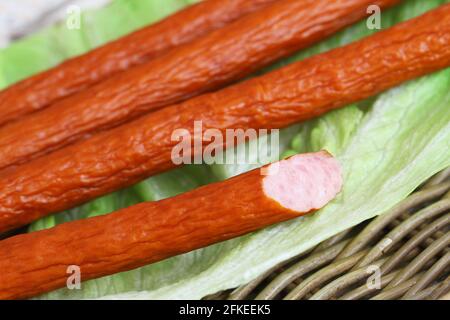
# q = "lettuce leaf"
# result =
<box><xmin>0</xmin><ymin>0</ymin><xmax>196</xmax><ymax>87</ymax></box>
<box><xmin>1</xmin><ymin>0</ymin><xmax>448</xmax><ymax>299</ymax></box>
<box><xmin>98</xmin><ymin>67</ymin><xmax>450</xmax><ymax>300</ymax></box>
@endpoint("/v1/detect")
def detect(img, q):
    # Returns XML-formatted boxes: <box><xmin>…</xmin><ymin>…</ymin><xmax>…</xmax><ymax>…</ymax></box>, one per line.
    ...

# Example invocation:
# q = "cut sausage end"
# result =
<box><xmin>263</xmin><ymin>151</ymin><xmax>343</xmax><ymax>213</ymax></box>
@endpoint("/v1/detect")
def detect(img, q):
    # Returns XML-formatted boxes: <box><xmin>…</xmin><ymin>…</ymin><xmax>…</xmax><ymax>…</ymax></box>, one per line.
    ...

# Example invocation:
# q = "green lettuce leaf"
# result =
<box><xmin>0</xmin><ymin>0</ymin><xmax>196</xmax><ymax>87</ymax></box>
<box><xmin>1</xmin><ymin>0</ymin><xmax>448</xmax><ymax>299</ymax></box>
<box><xmin>98</xmin><ymin>68</ymin><xmax>450</xmax><ymax>300</ymax></box>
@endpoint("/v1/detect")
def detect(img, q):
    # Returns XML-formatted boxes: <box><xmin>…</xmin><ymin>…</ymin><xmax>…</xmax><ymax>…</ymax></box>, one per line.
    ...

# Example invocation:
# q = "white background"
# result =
<box><xmin>0</xmin><ymin>0</ymin><xmax>111</xmax><ymax>47</ymax></box>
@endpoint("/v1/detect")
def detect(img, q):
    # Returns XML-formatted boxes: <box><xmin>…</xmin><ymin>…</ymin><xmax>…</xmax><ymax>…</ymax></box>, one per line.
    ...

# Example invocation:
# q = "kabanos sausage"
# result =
<box><xmin>0</xmin><ymin>0</ymin><xmax>400</xmax><ymax>170</ymax></box>
<box><xmin>0</xmin><ymin>4</ymin><xmax>449</xmax><ymax>233</ymax></box>
<box><xmin>0</xmin><ymin>152</ymin><xmax>343</xmax><ymax>300</ymax></box>
<box><xmin>0</xmin><ymin>0</ymin><xmax>280</xmax><ymax>127</ymax></box>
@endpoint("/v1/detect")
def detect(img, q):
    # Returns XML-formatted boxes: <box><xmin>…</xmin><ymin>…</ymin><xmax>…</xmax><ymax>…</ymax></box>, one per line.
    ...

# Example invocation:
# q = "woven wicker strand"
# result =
<box><xmin>209</xmin><ymin>167</ymin><xmax>450</xmax><ymax>300</ymax></box>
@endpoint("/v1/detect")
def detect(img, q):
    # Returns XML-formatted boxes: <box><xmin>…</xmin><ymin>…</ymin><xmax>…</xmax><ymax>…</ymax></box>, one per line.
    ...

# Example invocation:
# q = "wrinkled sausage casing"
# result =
<box><xmin>0</xmin><ymin>0</ymin><xmax>279</xmax><ymax>126</ymax></box>
<box><xmin>0</xmin><ymin>152</ymin><xmax>343</xmax><ymax>300</ymax></box>
<box><xmin>0</xmin><ymin>4</ymin><xmax>449</xmax><ymax>233</ymax></box>
<box><xmin>0</xmin><ymin>0</ymin><xmax>399</xmax><ymax>170</ymax></box>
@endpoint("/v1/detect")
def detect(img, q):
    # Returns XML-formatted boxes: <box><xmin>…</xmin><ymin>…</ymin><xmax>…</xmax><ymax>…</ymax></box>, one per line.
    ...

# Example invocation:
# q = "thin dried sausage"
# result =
<box><xmin>0</xmin><ymin>4</ymin><xmax>449</xmax><ymax>233</ymax></box>
<box><xmin>0</xmin><ymin>0</ymin><xmax>279</xmax><ymax>126</ymax></box>
<box><xmin>0</xmin><ymin>0</ymin><xmax>399</xmax><ymax>170</ymax></box>
<box><xmin>0</xmin><ymin>152</ymin><xmax>343</xmax><ymax>299</ymax></box>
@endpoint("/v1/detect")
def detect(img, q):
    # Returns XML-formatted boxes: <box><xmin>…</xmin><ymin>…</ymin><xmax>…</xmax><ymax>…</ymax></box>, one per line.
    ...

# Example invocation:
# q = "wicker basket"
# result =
<box><xmin>205</xmin><ymin>167</ymin><xmax>450</xmax><ymax>300</ymax></box>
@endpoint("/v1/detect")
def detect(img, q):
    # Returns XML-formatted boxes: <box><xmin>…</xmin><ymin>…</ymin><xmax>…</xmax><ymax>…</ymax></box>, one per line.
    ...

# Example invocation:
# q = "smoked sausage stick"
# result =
<box><xmin>0</xmin><ymin>152</ymin><xmax>343</xmax><ymax>300</ymax></box>
<box><xmin>0</xmin><ymin>0</ymin><xmax>280</xmax><ymax>127</ymax></box>
<box><xmin>0</xmin><ymin>4</ymin><xmax>449</xmax><ymax>233</ymax></box>
<box><xmin>0</xmin><ymin>0</ymin><xmax>400</xmax><ymax>170</ymax></box>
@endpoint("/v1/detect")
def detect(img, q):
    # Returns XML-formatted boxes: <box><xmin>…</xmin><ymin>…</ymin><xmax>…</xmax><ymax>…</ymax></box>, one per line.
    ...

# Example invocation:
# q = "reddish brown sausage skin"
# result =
<box><xmin>0</xmin><ymin>4</ymin><xmax>449</xmax><ymax>233</ymax></box>
<box><xmin>0</xmin><ymin>0</ymin><xmax>279</xmax><ymax>126</ymax></box>
<box><xmin>0</xmin><ymin>152</ymin><xmax>343</xmax><ymax>300</ymax></box>
<box><xmin>0</xmin><ymin>0</ymin><xmax>400</xmax><ymax>170</ymax></box>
